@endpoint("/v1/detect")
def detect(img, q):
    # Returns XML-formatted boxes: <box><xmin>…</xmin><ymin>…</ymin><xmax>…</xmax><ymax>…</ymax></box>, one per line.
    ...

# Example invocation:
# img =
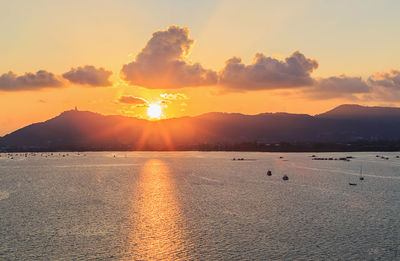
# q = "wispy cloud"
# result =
<box><xmin>117</xmin><ymin>95</ymin><xmax>148</xmax><ymax>106</ymax></box>
<box><xmin>304</xmin><ymin>75</ymin><xmax>371</xmax><ymax>100</ymax></box>
<box><xmin>160</xmin><ymin>93</ymin><xmax>188</xmax><ymax>101</ymax></box>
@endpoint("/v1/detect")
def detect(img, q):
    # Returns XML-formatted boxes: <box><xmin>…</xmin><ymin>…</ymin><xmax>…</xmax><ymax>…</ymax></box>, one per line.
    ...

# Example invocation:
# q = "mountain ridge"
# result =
<box><xmin>1</xmin><ymin>104</ymin><xmax>400</xmax><ymax>151</ymax></box>
<box><xmin>316</xmin><ymin>104</ymin><xmax>400</xmax><ymax>119</ymax></box>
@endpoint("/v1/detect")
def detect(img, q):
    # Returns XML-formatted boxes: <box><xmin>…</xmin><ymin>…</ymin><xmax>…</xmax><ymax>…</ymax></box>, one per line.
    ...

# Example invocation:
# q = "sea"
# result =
<box><xmin>0</xmin><ymin>151</ymin><xmax>399</xmax><ymax>260</ymax></box>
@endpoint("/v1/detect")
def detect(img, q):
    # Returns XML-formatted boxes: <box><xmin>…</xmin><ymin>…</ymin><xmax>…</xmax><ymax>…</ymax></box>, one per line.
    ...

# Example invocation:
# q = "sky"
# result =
<box><xmin>1</xmin><ymin>0</ymin><xmax>400</xmax><ymax>135</ymax></box>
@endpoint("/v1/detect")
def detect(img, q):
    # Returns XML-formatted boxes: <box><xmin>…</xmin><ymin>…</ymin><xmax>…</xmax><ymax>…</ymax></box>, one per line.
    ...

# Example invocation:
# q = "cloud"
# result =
<box><xmin>218</xmin><ymin>51</ymin><xmax>318</xmax><ymax>91</ymax></box>
<box><xmin>63</xmin><ymin>65</ymin><xmax>112</xmax><ymax>86</ymax></box>
<box><xmin>121</xmin><ymin>25</ymin><xmax>218</xmax><ymax>89</ymax></box>
<box><xmin>160</xmin><ymin>93</ymin><xmax>188</xmax><ymax>101</ymax></box>
<box><xmin>305</xmin><ymin>75</ymin><xmax>371</xmax><ymax>99</ymax></box>
<box><xmin>0</xmin><ymin>70</ymin><xmax>63</xmax><ymax>91</ymax></box>
<box><xmin>366</xmin><ymin>69</ymin><xmax>400</xmax><ymax>101</ymax></box>
<box><xmin>160</xmin><ymin>92</ymin><xmax>189</xmax><ymax>105</ymax></box>
<box><xmin>368</xmin><ymin>69</ymin><xmax>400</xmax><ymax>89</ymax></box>
<box><xmin>118</xmin><ymin>95</ymin><xmax>148</xmax><ymax>106</ymax></box>
<box><xmin>0</xmin><ymin>66</ymin><xmax>112</xmax><ymax>92</ymax></box>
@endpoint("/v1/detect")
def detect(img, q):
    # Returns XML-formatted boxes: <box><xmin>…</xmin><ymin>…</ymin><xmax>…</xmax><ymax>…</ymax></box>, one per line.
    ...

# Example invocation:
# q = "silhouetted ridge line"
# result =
<box><xmin>1</xmin><ymin>104</ymin><xmax>400</xmax><ymax>152</ymax></box>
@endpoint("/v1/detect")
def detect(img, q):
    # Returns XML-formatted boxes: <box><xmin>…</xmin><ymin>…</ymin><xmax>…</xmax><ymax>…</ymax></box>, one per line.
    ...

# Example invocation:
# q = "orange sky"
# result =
<box><xmin>1</xmin><ymin>1</ymin><xmax>400</xmax><ymax>136</ymax></box>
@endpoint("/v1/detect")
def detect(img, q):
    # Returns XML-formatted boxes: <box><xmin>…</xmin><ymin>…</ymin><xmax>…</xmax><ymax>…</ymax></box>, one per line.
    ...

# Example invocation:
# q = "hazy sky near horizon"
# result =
<box><xmin>1</xmin><ymin>0</ymin><xmax>400</xmax><ymax>135</ymax></box>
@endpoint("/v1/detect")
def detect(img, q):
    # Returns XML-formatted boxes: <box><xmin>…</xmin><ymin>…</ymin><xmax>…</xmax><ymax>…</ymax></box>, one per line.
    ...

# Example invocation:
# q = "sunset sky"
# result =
<box><xmin>1</xmin><ymin>0</ymin><xmax>400</xmax><ymax>135</ymax></box>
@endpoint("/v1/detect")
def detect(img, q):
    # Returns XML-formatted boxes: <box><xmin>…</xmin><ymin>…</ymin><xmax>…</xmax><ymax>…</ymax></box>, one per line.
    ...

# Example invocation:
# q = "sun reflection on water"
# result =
<box><xmin>129</xmin><ymin>159</ymin><xmax>187</xmax><ymax>260</ymax></box>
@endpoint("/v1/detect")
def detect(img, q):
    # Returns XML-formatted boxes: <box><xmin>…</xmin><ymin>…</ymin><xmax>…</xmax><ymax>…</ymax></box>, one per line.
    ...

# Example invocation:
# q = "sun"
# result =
<box><xmin>147</xmin><ymin>103</ymin><xmax>162</xmax><ymax>119</ymax></box>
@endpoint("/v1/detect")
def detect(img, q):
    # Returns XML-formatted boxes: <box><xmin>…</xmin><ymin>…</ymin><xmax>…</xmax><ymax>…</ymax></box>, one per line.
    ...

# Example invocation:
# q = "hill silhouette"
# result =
<box><xmin>316</xmin><ymin>104</ymin><xmax>400</xmax><ymax>119</ymax></box>
<box><xmin>1</xmin><ymin>105</ymin><xmax>400</xmax><ymax>151</ymax></box>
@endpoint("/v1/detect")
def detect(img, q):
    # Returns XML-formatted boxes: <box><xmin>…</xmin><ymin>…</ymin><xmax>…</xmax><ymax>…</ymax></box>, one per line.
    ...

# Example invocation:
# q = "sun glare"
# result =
<box><xmin>147</xmin><ymin>103</ymin><xmax>162</xmax><ymax>119</ymax></box>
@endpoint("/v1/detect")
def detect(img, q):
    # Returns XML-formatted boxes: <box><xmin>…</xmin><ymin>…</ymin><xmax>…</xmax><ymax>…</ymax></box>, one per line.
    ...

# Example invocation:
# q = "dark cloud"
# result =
<box><xmin>118</xmin><ymin>95</ymin><xmax>148</xmax><ymax>106</ymax></box>
<box><xmin>121</xmin><ymin>25</ymin><xmax>218</xmax><ymax>89</ymax></box>
<box><xmin>305</xmin><ymin>75</ymin><xmax>371</xmax><ymax>99</ymax></box>
<box><xmin>218</xmin><ymin>51</ymin><xmax>318</xmax><ymax>91</ymax></box>
<box><xmin>366</xmin><ymin>70</ymin><xmax>400</xmax><ymax>101</ymax></box>
<box><xmin>0</xmin><ymin>70</ymin><xmax>63</xmax><ymax>91</ymax></box>
<box><xmin>368</xmin><ymin>69</ymin><xmax>400</xmax><ymax>89</ymax></box>
<box><xmin>63</xmin><ymin>65</ymin><xmax>112</xmax><ymax>87</ymax></box>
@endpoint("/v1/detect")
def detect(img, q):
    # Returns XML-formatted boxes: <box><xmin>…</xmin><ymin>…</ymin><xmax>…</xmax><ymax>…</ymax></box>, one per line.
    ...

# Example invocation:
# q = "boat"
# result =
<box><xmin>267</xmin><ymin>170</ymin><xmax>272</xmax><ymax>176</ymax></box>
<box><xmin>359</xmin><ymin>165</ymin><xmax>364</xmax><ymax>181</ymax></box>
<box><xmin>349</xmin><ymin>183</ymin><xmax>357</xmax><ymax>186</ymax></box>
<box><xmin>282</xmin><ymin>175</ymin><xmax>289</xmax><ymax>181</ymax></box>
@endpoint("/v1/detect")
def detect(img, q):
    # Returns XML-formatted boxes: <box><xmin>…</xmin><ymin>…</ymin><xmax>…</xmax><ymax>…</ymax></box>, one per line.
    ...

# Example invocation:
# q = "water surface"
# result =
<box><xmin>0</xmin><ymin>152</ymin><xmax>399</xmax><ymax>260</ymax></box>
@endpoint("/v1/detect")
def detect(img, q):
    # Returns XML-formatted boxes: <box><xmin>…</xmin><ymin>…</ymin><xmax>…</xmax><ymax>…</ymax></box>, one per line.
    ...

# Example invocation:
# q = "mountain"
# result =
<box><xmin>316</xmin><ymin>104</ymin><xmax>400</xmax><ymax>119</ymax></box>
<box><xmin>1</xmin><ymin>104</ymin><xmax>400</xmax><ymax>151</ymax></box>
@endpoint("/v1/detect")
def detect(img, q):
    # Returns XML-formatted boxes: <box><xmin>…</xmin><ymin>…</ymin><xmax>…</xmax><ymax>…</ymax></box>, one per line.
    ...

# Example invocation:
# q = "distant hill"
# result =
<box><xmin>1</xmin><ymin>104</ymin><xmax>400</xmax><ymax>151</ymax></box>
<box><xmin>316</xmin><ymin>104</ymin><xmax>400</xmax><ymax>120</ymax></box>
